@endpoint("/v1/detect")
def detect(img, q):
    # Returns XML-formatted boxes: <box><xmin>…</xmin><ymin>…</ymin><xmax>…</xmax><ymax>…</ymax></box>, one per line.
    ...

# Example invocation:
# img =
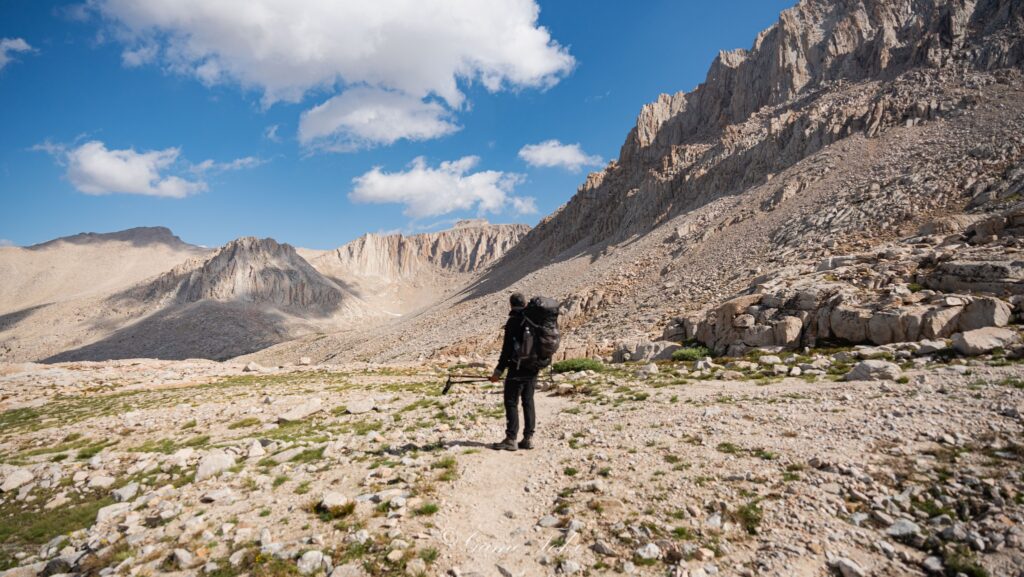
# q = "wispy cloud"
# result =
<box><xmin>190</xmin><ymin>156</ymin><xmax>266</xmax><ymax>175</ymax></box>
<box><xmin>519</xmin><ymin>139</ymin><xmax>603</xmax><ymax>172</ymax></box>
<box><xmin>0</xmin><ymin>38</ymin><xmax>34</xmax><ymax>71</ymax></box>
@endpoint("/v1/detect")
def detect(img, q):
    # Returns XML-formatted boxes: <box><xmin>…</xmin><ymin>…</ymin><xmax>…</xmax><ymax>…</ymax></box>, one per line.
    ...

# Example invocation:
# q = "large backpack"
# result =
<box><xmin>515</xmin><ymin>296</ymin><xmax>561</xmax><ymax>371</ymax></box>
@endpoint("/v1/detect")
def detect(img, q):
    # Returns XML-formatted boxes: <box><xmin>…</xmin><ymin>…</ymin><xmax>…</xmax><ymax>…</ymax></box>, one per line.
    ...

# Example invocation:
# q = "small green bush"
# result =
<box><xmin>551</xmin><ymin>358</ymin><xmax>604</xmax><ymax>373</ymax></box>
<box><xmin>733</xmin><ymin>500</ymin><xmax>763</xmax><ymax>534</ymax></box>
<box><xmin>414</xmin><ymin>502</ymin><xmax>439</xmax><ymax>516</ymax></box>
<box><xmin>671</xmin><ymin>346</ymin><xmax>711</xmax><ymax>362</ymax></box>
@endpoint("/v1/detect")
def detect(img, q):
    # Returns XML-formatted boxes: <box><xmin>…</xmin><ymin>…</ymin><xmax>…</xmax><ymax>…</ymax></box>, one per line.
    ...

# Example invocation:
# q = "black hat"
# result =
<box><xmin>509</xmin><ymin>292</ymin><xmax>526</xmax><ymax>308</ymax></box>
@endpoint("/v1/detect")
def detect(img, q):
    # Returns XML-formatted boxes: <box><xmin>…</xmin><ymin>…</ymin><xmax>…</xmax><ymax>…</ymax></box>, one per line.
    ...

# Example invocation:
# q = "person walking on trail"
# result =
<box><xmin>489</xmin><ymin>292</ymin><xmax>538</xmax><ymax>451</ymax></box>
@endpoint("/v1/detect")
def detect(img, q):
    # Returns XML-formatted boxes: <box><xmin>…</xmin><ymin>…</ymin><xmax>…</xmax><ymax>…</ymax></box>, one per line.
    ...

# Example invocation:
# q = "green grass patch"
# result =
<box><xmin>414</xmin><ymin>502</ymin><xmax>439</xmax><ymax>516</ymax></box>
<box><xmin>129</xmin><ymin>438</ymin><xmax>178</xmax><ymax>454</ymax></box>
<box><xmin>228</xmin><ymin>417</ymin><xmax>262</xmax><ymax>430</ymax></box>
<box><xmin>432</xmin><ymin>456</ymin><xmax>458</xmax><ymax>482</ymax></box>
<box><xmin>716</xmin><ymin>442</ymin><xmax>741</xmax><ymax>454</ymax></box>
<box><xmin>291</xmin><ymin>447</ymin><xmax>325</xmax><ymax>464</ymax></box>
<box><xmin>732</xmin><ymin>500</ymin><xmax>763</xmax><ymax>535</ymax></box>
<box><xmin>672</xmin><ymin>346</ymin><xmax>711</xmax><ymax>362</ymax></box>
<box><xmin>551</xmin><ymin>358</ymin><xmax>604</xmax><ymax>373</ymax></box>
<box><xmin>0</xmin><ymin>492</ymin><xmax>114</xmax><ymax>550</ymax></box>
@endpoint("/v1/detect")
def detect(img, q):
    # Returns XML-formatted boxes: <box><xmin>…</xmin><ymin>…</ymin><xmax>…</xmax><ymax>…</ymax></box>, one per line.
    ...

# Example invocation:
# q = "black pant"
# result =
<box><xmin>503</xmin><ymin>370</ymin><xmax>537</xmax><ymax>440</ymax></box>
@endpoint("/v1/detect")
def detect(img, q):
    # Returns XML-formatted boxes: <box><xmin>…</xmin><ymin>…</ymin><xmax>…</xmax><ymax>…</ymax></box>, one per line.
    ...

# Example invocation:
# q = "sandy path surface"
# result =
<box><xmin>435</xmin><ymin>391</ymin><xmax>571</xmax><ymax>576</ymax></box>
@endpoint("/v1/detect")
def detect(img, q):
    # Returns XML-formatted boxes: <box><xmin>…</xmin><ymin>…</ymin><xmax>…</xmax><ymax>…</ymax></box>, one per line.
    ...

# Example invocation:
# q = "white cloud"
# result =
<box><xmin>63</xmin><ymin>141</ymin><xmax>206</xmax><ymax>198</ymax></box>
<box><xmin>93</xmin><ymin>0</ymin><xmax>574</xmax><ymax>148</ymax></box>
<box><xmin>264</xmin><ymin>124</ymin><xmax>281</xmax><ymax>143</ymax></box>
<box><xmin>0</xmin><ymin>38</ymin><xmax>34</xmax><ymax>71</ymax></box>
<box><xmin>0</xmin><ymin>239</ymin><xmax>17</xmax><ymax>248</ymax></box>
<box><xmin>350</xmin><ymin>156</ymin><xmax>533</xmax><ymax>219</ymax></box>
<box><xmin>121</xmin><ymin>43</ymin><xmax>158</xmax><ymax>67</ymax></box>
<box><xmin>518</xmin><ymin>139</ymin><xmax>603</xmax><ymax>172</ymax></box>
<box><xmin>190</xmin><ymin>155</ymin><xmax>265</xmax><ymax>174</ymax></box>
<box><xmin>299</xmin><ymin>87</ymin><xmax>459</xmax><ymax>149</ymax></box>
<box><xmin>34</xmin><ymin>140</ymin><xmax>261</xmax><ymax>198</ymax></box>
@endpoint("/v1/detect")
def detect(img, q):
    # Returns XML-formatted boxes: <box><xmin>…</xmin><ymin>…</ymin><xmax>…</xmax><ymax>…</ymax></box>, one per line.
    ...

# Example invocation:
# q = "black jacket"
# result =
<box><xmin>494</xmin><ymin>306</ymin><xmax>525</xmax><ymax>375</ymax></box>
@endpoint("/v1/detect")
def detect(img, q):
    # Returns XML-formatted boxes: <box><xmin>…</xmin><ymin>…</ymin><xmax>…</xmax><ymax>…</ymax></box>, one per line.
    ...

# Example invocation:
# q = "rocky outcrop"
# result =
<box><xmin>131</xmin><ymin>237</ymin><xmax>352</xmax><ymax>312</ymax></box>
<box><xmin>310</xmin><ymin>220</ymin><xmax>529</xmax><ymax>283</ymax></box>
<box><xmin>685</xmin><ymin>203</ymin><xmax>1024</xmax><ymax>356</ymax></box>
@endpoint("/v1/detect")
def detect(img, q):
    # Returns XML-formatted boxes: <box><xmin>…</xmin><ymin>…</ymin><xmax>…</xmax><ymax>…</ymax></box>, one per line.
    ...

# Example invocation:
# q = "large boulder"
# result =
<box><xmin>1</xmin><ymin>468</ymin><xmax>34</xmax><ymax>492</ymax></box>
<box><xmin>95</xmin><ymin>502</ymin><xmax>131</xmax><ymax>523</ymax></box>
<box><xmin>277</xmin><ymin>398</ymin><xmax>323</xmax><ymax>423</ymax></box>
<box><xmin>830</xmin><ymin>306</ymin><xmax>872</xmax><ymax>343</ymax></box>
<box><xmin>867</xmin><ymin>311</ymin><xmax>905</xmax><ymax>345</ymax></box>
<box><xmin>844</xmin><ymin>360</ymin><xmax>902</xmax><ymax>381</ymax></box>
<box><xmin>958</xmin><ymin>297</ymin><xmax>1012</xmax><ymax>331</ymax></box>
<box><xmin>196</xmin><ymin>450</ymin><xmax>235</xmax><ymax>481</ymax></box>
<box><xmin>633</xmin><ymin>341</ymin><xmax>681</xmax><ymax>361</ymax></box>
<box><xmin>773</xmin><ymin>316</ymin><xmax>803</xmax><ymax>348</ymax></box>
<box><xmin>921</xmin><ymin>306</ymin><xmax>962</xmax><ymax>339</ymax></box>
<box><xmin>951</xmin><ymin>327</ymin><xmax>1021</xmax><ymax>356</ymax></box>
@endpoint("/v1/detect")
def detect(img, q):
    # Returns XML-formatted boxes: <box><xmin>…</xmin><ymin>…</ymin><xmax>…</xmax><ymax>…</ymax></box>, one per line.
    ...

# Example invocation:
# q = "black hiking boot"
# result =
<box><xmin>490</xmin><ymin>438</ymin><xmax>517</xmax><ymax>451</ymax></box>
<box><xmin>518</xmin><ymin>436</ymin><xmax>534</xmax><ymax>450</ymax></box>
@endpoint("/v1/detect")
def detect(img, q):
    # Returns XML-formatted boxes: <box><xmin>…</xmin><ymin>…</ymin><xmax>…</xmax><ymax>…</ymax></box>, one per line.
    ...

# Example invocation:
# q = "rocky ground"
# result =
<box><xmin>1</xmin><ymin>340</ymin><xmax>1022</xmax><ymax>577</ymax></box>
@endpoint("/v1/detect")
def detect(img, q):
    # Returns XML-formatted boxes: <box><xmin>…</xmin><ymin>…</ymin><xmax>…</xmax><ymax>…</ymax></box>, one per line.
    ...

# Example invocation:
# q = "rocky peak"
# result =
<box><xmin>133</xmin><ymin>236</ymin><xmax>349</xmax><ymax>310</ymax></box>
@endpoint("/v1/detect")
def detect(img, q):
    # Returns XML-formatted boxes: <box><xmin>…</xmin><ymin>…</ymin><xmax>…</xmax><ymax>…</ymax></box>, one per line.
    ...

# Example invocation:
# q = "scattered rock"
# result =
<box><xmin>835</xmin><ymin>558</ymin><xmax>866</xmax><ymax>577</ymax></box>
<box><xmin>195</xmin><ymin>450</ymin><xmax>235</xmax><ymax>481</ymax></box>
<box><xmin>844</xmin><ymin>360</ymin><xmax>902</xmax><ymax>381</ymax></box>
<box><xmin>112</xmin><ymin>482</ymin><xmax>139</xmax><ymax>502</ymax></box>
<box><xmin>278</xmin><ymin>398</ymin><xmax>324</xmax><ymax>423</ymax></box>
<box><xmin>635</xmin><ymin>543</ymin><xmax>661</xmax><ymax>560</ymax></box>
<box><xmin>1</xmin><ymin>469</ymin><xmax>33</xmax><ymax>492</ymax></box>
<box><xmin>297</xmin><ymin>550</ymin><xmax>324</xmax><ymax>575</ymax></box>
<box><xmin>951</xmin><ymin>327</ymin><xmax>1021</xmax><ymax>356</ymax></box>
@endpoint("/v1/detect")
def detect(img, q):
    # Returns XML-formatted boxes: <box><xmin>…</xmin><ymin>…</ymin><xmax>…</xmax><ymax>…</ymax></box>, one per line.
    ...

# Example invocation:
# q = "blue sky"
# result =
<box><xmin>0</xmin><ymin>0</ymin><xmax>795</xmax><ymax>249</ymax></box>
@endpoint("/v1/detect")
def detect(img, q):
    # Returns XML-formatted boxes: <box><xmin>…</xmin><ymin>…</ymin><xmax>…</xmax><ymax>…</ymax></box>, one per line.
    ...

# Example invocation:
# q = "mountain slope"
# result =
<box><xmin>242</xmin><ymin>0</ymin><xmax>1024</xmax><ymax>366</ymax></box>
<box><xmin>0</xmin><ymin>227</ymin><xmax>209</xmax><ymax>314</ymax></box>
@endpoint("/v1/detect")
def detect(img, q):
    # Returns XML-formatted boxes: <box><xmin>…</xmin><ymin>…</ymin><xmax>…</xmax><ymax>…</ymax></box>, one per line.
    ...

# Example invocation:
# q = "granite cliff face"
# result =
<box><xmin>508</xmin><ymin>0</ymin><xmax>1024</xmax><ymax>263</ymax></box>
<box><xmin>304</xmin><ymin>220</ymin><xmax>530</xmax><ymax>316</ymax></box>
<box><xmin>311</xmin><ymin>220</ymin><xmax>529</xmax><ymax>282</ymax></box>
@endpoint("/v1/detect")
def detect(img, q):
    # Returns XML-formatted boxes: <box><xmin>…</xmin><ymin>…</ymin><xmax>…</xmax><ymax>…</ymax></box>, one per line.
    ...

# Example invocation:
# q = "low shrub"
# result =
<box><xmin>551</xmin><ymin>358</ymin><xmax>603</xmax><ymax>373</ymax></box>
<box><xmin>671</xmin><ymin>346</ymin><xmax>711</xmax><ymax>362</ymax></box>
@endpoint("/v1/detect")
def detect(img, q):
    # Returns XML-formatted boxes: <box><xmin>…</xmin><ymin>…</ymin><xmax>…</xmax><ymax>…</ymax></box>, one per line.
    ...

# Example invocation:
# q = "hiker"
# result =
<box><xmin>489</xmin><ymin>292</ymin><xmax>561</xmax><ymax>451</ymax></box>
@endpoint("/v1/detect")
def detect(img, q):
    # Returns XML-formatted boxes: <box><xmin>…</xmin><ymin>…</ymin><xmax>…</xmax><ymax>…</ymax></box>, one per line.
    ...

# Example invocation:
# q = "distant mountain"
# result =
<box><xmin>306</xmin><ymin>220</ymin><xmax>530</xmax><ymax>316</ymax></box>
<box><xmin>0</xmin><ymin>226</ymin><xmax>210</xmax><ymax>315</ymax></box>
<box><xmin>26</xmin><ymin>226</ymin><xmax>193</xmax><ymax>250</ymax></box>
<box><xmin>0</xmin><ymin>221</ymin><xmax>530</xmax><ymax>362</ymax></box>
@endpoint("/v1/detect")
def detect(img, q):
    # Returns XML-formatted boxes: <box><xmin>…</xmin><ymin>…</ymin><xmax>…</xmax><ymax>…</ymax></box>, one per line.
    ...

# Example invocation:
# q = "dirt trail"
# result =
<box><xmin>435</xmin><ymin>390</ymin><xmax>572</xmax><ymax>576</ymax></box>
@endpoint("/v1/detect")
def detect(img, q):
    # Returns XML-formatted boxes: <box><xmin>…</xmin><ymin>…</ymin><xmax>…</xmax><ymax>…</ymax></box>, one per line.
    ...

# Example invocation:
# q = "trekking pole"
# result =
<box><xmin>441</xmin><ymin>374</ymin><xmax>492</xmax><ymax>395</ymax></box>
